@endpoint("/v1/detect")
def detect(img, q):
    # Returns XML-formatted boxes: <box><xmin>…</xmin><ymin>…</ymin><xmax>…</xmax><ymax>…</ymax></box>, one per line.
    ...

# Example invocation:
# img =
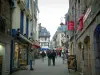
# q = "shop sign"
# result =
<box><xmin>83</xmin><ymin>7</ymin><xmax>91</xmax><ymax>23</ymax></box>
<box><xmin>77</xmin><ymin>16</ymin><xmax>84</xmax><ymax>31</ymax></box>
<box><xmin>67</xmin><ymin>55</ymin><xmax>77</xmax><ymax>70</ymax></box>
<box><xmin>68</xmin><ymin>21</ymin><xmax>74</xmax><ymax>30</ymax></box>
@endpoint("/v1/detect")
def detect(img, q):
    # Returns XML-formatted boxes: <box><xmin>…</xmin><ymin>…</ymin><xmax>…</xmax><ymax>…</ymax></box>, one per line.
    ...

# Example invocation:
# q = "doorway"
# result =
<box><xmin>84</xmin><ymin>36</ymin><xmax>91</xmax><ymax>75</ymax></box>
<box><xmin>0</xmin><ymin>43</ymin><xmax>5</xmax><ymax>75</ymax></box>
<box><xmin>94</xmin><ymin>24</ymin><xmax>100</xmax><ymax>75</ymax></box>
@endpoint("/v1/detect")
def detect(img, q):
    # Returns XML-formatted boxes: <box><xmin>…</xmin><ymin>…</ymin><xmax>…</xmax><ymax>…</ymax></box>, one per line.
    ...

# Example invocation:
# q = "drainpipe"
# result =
<box><xmin>74</xmin><ymin>0</ymin><xmax>76</xmax><ymax>55</ymax></box>
<box><xmin>31</xmin><ymin>0</ymin><xmax>35</xmax><ymax>64</ymax></box>
<box><xmin>10</xmin><ymin>0</ymin><xmax>13</xmax><ymax>73</ymax></box>
<box><xmin>74</xmin><ymin>0</ymin><xmax>77</xmax><ymax>71</ymax></box>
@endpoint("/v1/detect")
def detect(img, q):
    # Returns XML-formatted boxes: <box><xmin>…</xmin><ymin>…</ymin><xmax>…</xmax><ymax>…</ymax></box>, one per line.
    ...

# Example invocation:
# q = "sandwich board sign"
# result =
<box><xmin>67</xmin><ymin>55</ymin><xmax>77</xmax><ymax>71</ymax></box>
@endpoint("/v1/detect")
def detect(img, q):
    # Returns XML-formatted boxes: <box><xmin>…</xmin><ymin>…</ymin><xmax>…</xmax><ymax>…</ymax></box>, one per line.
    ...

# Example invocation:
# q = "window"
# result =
<box><xmin>20</xmin><ymin>10</ymin><xmax>24</xmax><ymax>34</ymax></box>
<box><xmin>41</xmin><ymin>43</ymin><xmax>43</xmax><ymax>46</ymax></box>
<box><xmin>45</xmin><ymin>38</ymin><xmax>47</xmax><ymax>41</ymax></box>
<box><xmin>26</xmin><ymin>18</ymin><xmax>29</xmax><ymax>37</ymax></box>
<box><xmin>42</xmin><ymin>38</ymin><xmax>45</xmax><ymax>41</ymax></box>
<box><xmin>26</xmin><ymin>0</ymin><xmax>29</xmax><ymax>8</ymax></box>
<box><xmin>78</xmin><ymin>0</ymin><xmax>80</xmax><ymax>16</ymax></box>
<box><xmin>62</xmin><ymin>34</ymin><xmax>64</xmax><ymax>37</ymax></box>
<box><xmin>82</xmin><ymin>49</ymin><xmax>84</xmax><ymax>60</ymax></box>
<box><xmin>44</xmin><ymin>33</ymin><xmax>46</xmax><ymax>35</ymax></box>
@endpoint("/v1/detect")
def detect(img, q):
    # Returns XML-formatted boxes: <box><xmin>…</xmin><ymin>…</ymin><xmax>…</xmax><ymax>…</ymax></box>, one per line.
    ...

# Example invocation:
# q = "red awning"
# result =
<box><xmin>32</xmin><ymin>40</ymin><xmax>40</xmax><ymax>49</ymax></box>
<box><xmin>56</xmin><ymin>48</ymin><xmax>62</xmax><ymax>50</ymax></box>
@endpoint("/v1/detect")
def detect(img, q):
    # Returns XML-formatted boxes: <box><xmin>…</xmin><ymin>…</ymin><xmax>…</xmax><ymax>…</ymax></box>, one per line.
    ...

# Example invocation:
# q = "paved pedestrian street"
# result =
<box><xmin>11</xmin><ymin>57</ymin><xmax>80</xmax><ymax>75</ymax></box>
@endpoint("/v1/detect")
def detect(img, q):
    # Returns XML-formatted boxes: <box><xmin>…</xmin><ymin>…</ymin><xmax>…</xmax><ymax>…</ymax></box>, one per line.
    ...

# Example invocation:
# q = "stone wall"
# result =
<box><xmin>0</xmin><ymin>0</ymin><xmax>11</xmax><ymax>34</ymax></box>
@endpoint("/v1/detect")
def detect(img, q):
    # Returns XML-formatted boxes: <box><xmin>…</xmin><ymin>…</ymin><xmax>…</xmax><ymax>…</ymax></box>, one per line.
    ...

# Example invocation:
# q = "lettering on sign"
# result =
<box><xmin>83</xmin><ymin>7</ymin><xmax>91</xmax><ymax>23</ymax></box>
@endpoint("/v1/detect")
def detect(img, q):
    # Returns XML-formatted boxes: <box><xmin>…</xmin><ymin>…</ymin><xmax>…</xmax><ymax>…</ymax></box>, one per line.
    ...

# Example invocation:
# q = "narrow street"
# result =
<box><xmin>11</xmin><ymin>57</ymin><xmax>80</xmax><ymax>75</ymax></box>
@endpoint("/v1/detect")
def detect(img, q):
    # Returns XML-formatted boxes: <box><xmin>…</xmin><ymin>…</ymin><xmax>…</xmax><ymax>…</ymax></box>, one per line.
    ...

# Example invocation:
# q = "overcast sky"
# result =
<box><xmin>38</xmin><ymin>0</ymin><xmax>69</xmax><ymax>39</ymax></box>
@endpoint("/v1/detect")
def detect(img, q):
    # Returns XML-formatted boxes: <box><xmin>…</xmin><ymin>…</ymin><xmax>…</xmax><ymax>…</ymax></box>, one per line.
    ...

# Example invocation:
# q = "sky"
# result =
<box><xmin>38</xmin><ymin>0</ymin><xmax>69</xmax><ymax>39</ymax></box>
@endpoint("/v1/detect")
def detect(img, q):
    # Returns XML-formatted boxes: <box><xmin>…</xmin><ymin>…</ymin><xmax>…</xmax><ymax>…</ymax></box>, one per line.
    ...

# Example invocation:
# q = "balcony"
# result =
<box><xmin>17</xmin><ymin>0</ymin><xmax>32</xmax><ymax>20</ymax></box>
<box><xmin>17</xmin><ymin>0</ymin><xmax>26</xmax><ymax>10</ymax></box>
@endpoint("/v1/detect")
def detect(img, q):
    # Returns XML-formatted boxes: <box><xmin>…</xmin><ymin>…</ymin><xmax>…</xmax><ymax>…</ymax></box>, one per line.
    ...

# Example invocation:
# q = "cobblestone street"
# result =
<box><xmin>11</xmin><ymin>57</ymin><xmax>80</xmax><ymax>75</ymax></box>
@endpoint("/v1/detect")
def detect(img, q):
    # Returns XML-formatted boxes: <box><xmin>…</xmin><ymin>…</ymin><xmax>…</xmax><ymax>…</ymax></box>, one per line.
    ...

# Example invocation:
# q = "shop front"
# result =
<box><xmin>14</xmin><ymin>42</ymin><xmax>28</xmax><ymax>69</ymax></box>
<box><xmin>0</xmin><ymin>43</ymin><xmax>5</xmax><ymax>75</ymax></box>
<box><xmin>0</xmin><ymin>32</ymin><xmax>12</xmax><ymax>75</ymax></box>
<box><xmin>11</xmin><ymin>33</ymin><xmax>33</xmax><ymax>73</ymax></box>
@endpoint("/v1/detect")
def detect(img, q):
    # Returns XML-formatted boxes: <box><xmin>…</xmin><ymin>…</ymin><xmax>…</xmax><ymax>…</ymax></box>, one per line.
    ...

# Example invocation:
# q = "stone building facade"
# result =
<box><xmin>68</xmin><ymin>0</ymin><xmax>100</xmax><ymax>75</ymax></box>
<box><xmin>0</xmin><ymin>0</ymin><xmax>12</xmax><ymax>75</ymax></box>
<box><xmin>39</xmin><ymin>26</ymin><xmax>50</xmax><ymax>53</ymax></box>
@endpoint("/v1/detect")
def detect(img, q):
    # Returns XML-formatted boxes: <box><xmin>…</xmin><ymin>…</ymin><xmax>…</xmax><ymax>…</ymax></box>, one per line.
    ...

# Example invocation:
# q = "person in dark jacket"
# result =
<box><xmin>47</xmin><ymin>50</ymin><xmax>52</xmax><ymax>66</ymax></box>
<box><xmin>41</xmin><ymin>51</ymin><xmax>46</xmax><ymax>62</ymax></box>
<box><xmin>51</xmin><ymin>50</ymin><xmax>56</xmax><ymax>66</ymax></box>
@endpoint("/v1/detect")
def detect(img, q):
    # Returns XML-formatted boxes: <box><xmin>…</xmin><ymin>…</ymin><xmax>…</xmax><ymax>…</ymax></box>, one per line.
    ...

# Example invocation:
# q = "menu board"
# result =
<box><xmin>0</xmin><ymin>56</ymin><xmax>2</xmax><ymax>75</ymax></box>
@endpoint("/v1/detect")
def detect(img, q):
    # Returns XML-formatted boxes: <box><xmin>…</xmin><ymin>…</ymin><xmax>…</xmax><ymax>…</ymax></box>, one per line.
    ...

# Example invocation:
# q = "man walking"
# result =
<box><xmin>29</xmin><ymin>50</ymin><xmax>34</xmax><ymax>70</ymax></box>
<box><xmin>47</xmin><ymin>50</ymin><xmax>52</xmax><ymax>66</ymax></box>
<box><xmin>51</xmin><ymin>50</ymin><xmax>56</xmax><ymax>66</ymax></box>
<box><xmin>41</xmin><ymin>51</ymin><xmax>46</xmax><ymax>62</ymax></box>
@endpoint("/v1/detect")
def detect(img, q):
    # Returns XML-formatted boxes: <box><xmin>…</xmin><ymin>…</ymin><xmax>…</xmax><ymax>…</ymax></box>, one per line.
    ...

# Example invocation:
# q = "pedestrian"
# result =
<box><xmin>62</xmin><ymin>51</ymin><xmax>65</xmax><ymax>64</ymax></box>
<box><xmin>47</xmin><ymin>50</ymin><xmax>52</xmax><ymax>66</ymax></box>
<box><xmin>51</xmin><ymin>50</ymin><xmax>56</xmax><ymax>66</ymax></box>
<box><xmin>29</xmin><ymin>50</ymin><xmax>34</xmax><ymax>70</ymax></box>
<box><xmin>41</xmin><ymin>51</ymin><xmax>46</xmax><ymax>62</ymax></box>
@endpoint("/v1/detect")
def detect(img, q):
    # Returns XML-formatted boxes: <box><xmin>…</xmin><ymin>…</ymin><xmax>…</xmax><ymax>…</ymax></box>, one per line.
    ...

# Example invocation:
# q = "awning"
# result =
<box><xmin>32</xmin><ymin>40</ymin><xmax>40</xmax><ymax>49</ymax></box>
<box><xmin>56</xmin><ymin>47</ymin><xmax>62</xmax><ymax>50</ymax></box>
<box><xmin>40</xmin><ymin>48</ymin><xmax>49</xmax><ymax>50</ymax></box>
<box><xmin>16</xmin><ymin>33</ymin><xmax>33</xmax><ymax>44</ymax></box>
<box><xmin>19</xmin><ymin>34</ymin><xmax>33</xmax><ymax>44</ymax></box>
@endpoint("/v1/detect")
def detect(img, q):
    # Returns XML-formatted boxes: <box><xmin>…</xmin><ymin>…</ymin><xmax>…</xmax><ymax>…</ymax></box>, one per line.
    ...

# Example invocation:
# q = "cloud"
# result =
<box><xmin>38</xmin><ymin>0</ymin><xmax>69</xmax><ymax>39</ymax></box>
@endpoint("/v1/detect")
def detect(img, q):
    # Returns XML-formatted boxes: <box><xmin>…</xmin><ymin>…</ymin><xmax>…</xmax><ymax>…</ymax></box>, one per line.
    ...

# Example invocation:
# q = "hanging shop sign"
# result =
<box><xmin>83</xmin><ymin>6</ymin><xmax>91</xmax><ymax>23</ymax></box>
<box><xmin>67</xmin><ymin>55</ymin><xmax>77</xmax><ymax>70</ymax></box>
<box><xmin>68</xmin><ymin>21</ymin><xmax>74</xmax><ymax>30</ymax></box>
<box><xmin>77</xmin><ymin>16</ymin><xmax>84</xmax><ymax>31</ymax></box>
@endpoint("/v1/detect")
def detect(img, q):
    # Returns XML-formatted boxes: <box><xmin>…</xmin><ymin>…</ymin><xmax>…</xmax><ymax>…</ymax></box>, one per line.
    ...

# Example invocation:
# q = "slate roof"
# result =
<box><xmin>39</xmin><ymin>27</ymin><xmax>50</xmax><ymax>37</ymax></box>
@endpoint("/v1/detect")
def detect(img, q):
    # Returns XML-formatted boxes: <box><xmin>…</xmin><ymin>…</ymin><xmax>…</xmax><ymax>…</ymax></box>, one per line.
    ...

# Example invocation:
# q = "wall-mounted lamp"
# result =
<box><xmin>0</xmin><ymin>44</ymin><xmax>3</xmax><ymax>50</ymax></box>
